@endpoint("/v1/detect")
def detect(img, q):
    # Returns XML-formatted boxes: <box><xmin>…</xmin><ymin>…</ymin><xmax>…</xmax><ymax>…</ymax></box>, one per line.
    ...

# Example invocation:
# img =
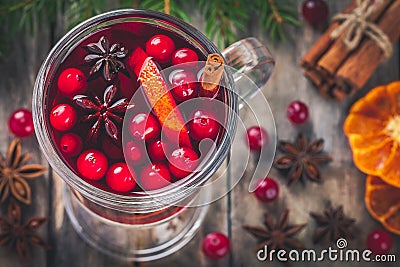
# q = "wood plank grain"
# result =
<box><xmin>0</xmin><ymin>13</ymin><xmax>51</xmax><ymax>267</ymax></box>
<box><xmin>229</xmin><ymin>0</ymin><xmax>400</xmax><ymax>266</ymax></box>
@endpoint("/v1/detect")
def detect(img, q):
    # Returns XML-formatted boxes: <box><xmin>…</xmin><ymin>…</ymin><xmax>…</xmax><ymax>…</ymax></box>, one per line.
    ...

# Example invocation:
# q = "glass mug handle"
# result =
<box><xmin>221</xmin><ymin>37</ymin><xmax>275</xmax><ymax>109</ymax></box>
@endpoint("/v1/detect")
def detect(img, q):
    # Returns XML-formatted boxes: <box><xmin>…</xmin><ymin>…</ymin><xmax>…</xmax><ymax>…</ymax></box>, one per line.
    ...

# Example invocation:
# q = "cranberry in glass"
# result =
<box><xmin>170</xmin><ymin>69</ymin><xmax>198</xmax><ymax>102</ymax></box>
<box><xmin>168</xmin><ymin>147</ymin><xmax>199</xmax><ymax>179</ymax></box>
<box><xmin>254</xmin><ymin>177</ymin><xmax>279</xmax><ymax>202</ymax></box>
<box><xmin>129</xmin><ymin>112</ymin><xmax>161</xmax><ymax>142</ymax></box>
<box><xmin>172</xmin><ymin>48</ymin><xmax>199</xmax><ymax>65</ymax></box>
<box><xmin>124</xmin><ymin>140</ymin><xmax>146</xmax><ymax>165</ymax></box>
<box><xmin>106</xmin><ymin>162</ymin><xmax>137</xmax><ymax>192</ymax></box>
<box><xmin>148</xmin><ymin>139</ymin><xmax>168</xmax><ymax>161</ymax></box>
<box><xmin>57</xmin><ymin>67</ymin><xmax>87</xmax><ymax>96</ymax></box>
<box><xmin>59</xmin><ymin>133</ymin><xmax>82</xmax><ymax>157</ymax></box>
<box><xmin>140</xmin><ymin>163</ymin><xmax>171</xmax><ymax>191</ymax></box>
<box><xmin>246</xmin><ymin>126</ymin><xmax>268</xmax><ymax>151</ymax></box>
<box><xmin>145</xmin><ymin>34</ymin><xmax>175</xmax><ymax>63</ymax></box>
<box><xmin>202</xmin><ymin>232</ymin><xmax>230</xmax><ymax>259</ymax></box>
<box><xmin>77</xmin><ymin>149</ymin><xmax>108</xmax><ymax>181</ymax></box>
<box><xmin>8</xmin><ymin>108</ymin><xmax>34</xmax><ymax>137</ymax></box>
<box><xmin>286</xmin><ymin>100</ymin><xmax>309</xmax><ymax>124</ymax></box>
<box><xmin>366</xmin><ymin>229</ymin><xmax>393</xmax><ymax>255</ymax></box>
<box><xmin>189</xmin><ymin>110</ymin><xmax>220</xmax><ymax>141</ymax></box>
<box><xmin>49</xmin><ymin>103</ymin><xmax>77</xmax><ymax>132</ymax></box>
<box><xmin>302</xmin><ymin>0</ymin><xmax>329</xmax><ymax>26</ymax></box>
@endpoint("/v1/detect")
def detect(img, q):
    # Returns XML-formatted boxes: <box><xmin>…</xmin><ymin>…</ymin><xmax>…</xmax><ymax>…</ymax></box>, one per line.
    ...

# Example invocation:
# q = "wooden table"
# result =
<box><xmin>0</xmin><ymin>1</ymin><xmax>399</xmax><ymax>266</ymax></box>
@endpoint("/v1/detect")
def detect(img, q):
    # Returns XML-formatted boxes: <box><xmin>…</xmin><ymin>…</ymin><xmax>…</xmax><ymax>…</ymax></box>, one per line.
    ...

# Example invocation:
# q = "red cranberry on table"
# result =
<box><xmin>286</xmin><ymin>100</ymin><xmax>309</xmax><ymax>125</ymax></box>
<box><xmin>57</xmin><ymin>68</ymin><xmax>87</xmax><ymax>96</ymax></box>
<box><xmin>202</xmin><ymin>232</ymin><xmax>230</xmax><ymax>259</ymax></box>
<box><xmin>8</xmin><ymin>108</ymin><xmax>34</xmax><ymax>137</ymax></box>
<box><xmin>366</xmin><ymin>229</ymin><xmax>393</xmax><ymax>255</ymax></box>
<box><xmin>106</xmin><ymin>162</ymin><xmax>137</xmax><ymax>192</ymax></box>
<box><xmin>145</xmin><ymin>34</ymin><xmax>175</xmax><ymax>63</ymax></box>
<box><xmin>302</xmin><ymin>0</ymin><xmax>329</xmax><ymax>26</ymax></box>
<box><xmin>254</xmin><ymin>177</ymin><xmax>279</xmax><ymax>202</ymax></box>
<box><xmin>59</xmin><ymin>133</ymin><xmax>82</xmax><ymax>157</ymax></box>
<box><xmin>148</xmin><ymin>139</ymin><xmax>168</xmax><ymax>161</ymax></box>
<box><xmin>189</xmin><ymin>110</ymin><xmax>220</xmax><ymax>141</ymax></box>
<box><xmin>246</xmin><ymin>126</ymin><xmax>268</xmax><ymax>151</ymax></box>
<box><xmin>77</xmin><ymin>149</ymin><xmax>108</xmax><ymax>181</ymax></box>
<box><xmin>172</xmin><ymin>48</ymin><xmax>199</xmax><ymax>65</ymax></box>
<box><xmin>49</xmin><ymin>103</ymin><xmax>77</xmax><ymax>132</ymax></box>
<box><xmin>168</xmin><ymin>147</ymin><xmax>199</xmax><ymax>179</ymax></box>
<box><xmin>129</xmin><ymin>112</ymin><xmax>161</xmax><ymax>142</ymax></box>
<box><xmin>124</xmin><ymin>140</ymin><xmax>146</xmax><ymax>165</ymax></box>
<box><xmin>170</xmin><ymin>69</ymin><xmax>198</xmax><ymax>102</ymax></box>
<box><xmin>140</xmin><ymin>163</ymin><xmax>171</xmax><ymax>191</ymax></box>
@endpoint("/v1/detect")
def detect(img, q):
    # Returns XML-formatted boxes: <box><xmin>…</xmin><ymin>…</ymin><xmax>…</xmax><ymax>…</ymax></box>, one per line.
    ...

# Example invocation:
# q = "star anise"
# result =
<box><xmin>243</xmin><ymin>210</ymin><xmax>306</xmax><ymax>253</ymax></box>
<box><xmin>73</xmin><ymin>84</ymin><xmax>129</xmax><ymax>143</ymax></box>
<box><xmin>0</xmin><ymin>139</ymin><xmax>46</xmax><ymax>205</ymax></box>
<box><xmin>274</xmin><ymin>133</ymin><xmax>333</xmax><ymax>185</ymax></box>
<box><xmin>83</xmin><ymin>36</ymin><xmax>128</xmax><ymax>81</ymax></box>
<box><xmin>310</xmin><ymin>203</ymin><xmax>355</xmax><ymax>245</ymax></box>
<box><xmin>0</xmin><ymin>199</ymin><xmax>50</xmax><ymax>263</ymax></box>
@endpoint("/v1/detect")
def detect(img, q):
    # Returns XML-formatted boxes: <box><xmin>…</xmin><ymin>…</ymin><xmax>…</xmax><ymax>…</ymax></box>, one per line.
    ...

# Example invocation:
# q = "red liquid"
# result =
<box><xmin>46</xmin><ymin>21</ymin><xmax>227</xmax><ymax>196</ymax></box>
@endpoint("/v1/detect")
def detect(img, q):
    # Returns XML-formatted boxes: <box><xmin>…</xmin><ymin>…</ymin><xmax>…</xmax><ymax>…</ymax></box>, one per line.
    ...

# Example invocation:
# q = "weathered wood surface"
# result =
<box><xmin>0</xmin><ymin>1</ymin><xmax>399</xmax><ymax>266</ymax></box>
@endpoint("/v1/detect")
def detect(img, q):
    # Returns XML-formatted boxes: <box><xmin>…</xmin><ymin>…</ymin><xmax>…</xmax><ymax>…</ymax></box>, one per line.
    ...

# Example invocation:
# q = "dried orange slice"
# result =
<box><xmin>365</xmin><ymin>175</ymin><xmax>400</xmax><ymax>235</ymax></box>
<box><xmin>344</xmin><ymin>81</ymin><xmax>400</xmax><ymax>188</ymax></box>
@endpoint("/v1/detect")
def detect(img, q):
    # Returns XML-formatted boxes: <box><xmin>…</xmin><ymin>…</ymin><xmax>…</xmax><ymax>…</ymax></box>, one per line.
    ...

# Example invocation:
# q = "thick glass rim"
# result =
<box><xmin>33</xmin><ymin>9</ymin><xmax>238</xmax><ymax>210</ymax></box>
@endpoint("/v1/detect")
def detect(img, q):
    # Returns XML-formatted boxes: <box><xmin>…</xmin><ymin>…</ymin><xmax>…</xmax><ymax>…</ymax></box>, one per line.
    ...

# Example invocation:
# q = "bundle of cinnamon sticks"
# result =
<box><xmin>301</xmin><ymin>0</ymin><xmax>400</xmax><ymax>100</ymax></box>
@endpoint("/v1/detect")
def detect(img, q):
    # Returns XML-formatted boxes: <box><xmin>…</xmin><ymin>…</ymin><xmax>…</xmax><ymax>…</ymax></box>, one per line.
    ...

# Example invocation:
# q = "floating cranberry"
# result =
<box><xmin>172</xmin><ymin>48</ymin><xmax>199</xmax><ymax>65</ymax></box>
<box><xmin>129</xmin><ymin>112</ymin><xmax>161</xmax><ymax>142</ymax></box>
<box><xmin>77</xmin><ymin>149</ymin><xmax>108</xmax><ymax>181</ymax></box>
<box><xmin>286</xmin><ymin>100</ymin><xmax>309</xmax><ymax>125</ymax></box>
<box><xmin>189</xmin><ymin>110</ymin><xmax>220</xmax><ymax>141</ymax></box>
<box><xmin>102</xmin><ymin>138</ymin><xmax>123</xmax><ymax>160</ymax></box>
<box><xmin>8</xmin><ymin>109</ymin><xmax>34</xmax><ymax>137</ymax></box>
<box><xmin>302</xmin><ymin>0</ymin><xmax>329</xmax><ymax>26</ymax></box>
<box><xmin>254</xmin><ymin>177</ymin><xmax>279</xmax><ymax>202</ymax></box>
<box><xmin>202</xmin><ymin>232</ymin><xmax>230</xmax><ymax>259</ymax></box>
<box><xmin>145</xmin><ymin>34</ymin><xmax>175</xmax><ymax>63</ymax></box>
<box><xmin>57</xmin><ymin>68</ymin><xmax>87</xmax><ymax>96</ymax></box>
<box><xmin>59</xmin><ymin>133</ymin><xmax>82</xmax><ymax>157</ymax></box>
<box><xmin>148</xmin><ymin>139</ymin><xmax>168</xmax><ymax>161</ymax></box>
<box><xmin>140</xmin><ymin>163</ymin><xmax>171</xmax><ymax>191</ymax></box>
<box><xmin>49</xmin><ymin>103</ymin><xmax>77</xmax><ymax>132</ymax></box>
<box><xmin>124</xmin><ymin>140</ymin><xmax>146</xmax><ymax>165</ymax></box>
<box><xmin>168</xmin><ymin>147</ymin><xmax>199</xmax><ymax>179</ymax></box>
<box><xmin>170</xmin><ymin>69</ymin><xmax>198</xmax><ymax>102</ymax></box>
<box><xmin>246</xmin><ymin>126</ymin><xmax>268</xmax><ymax>151</ymax></box>
<box><xmin>106</xmin><ymin>162</ymin><xmax>137</xmax><ymax>192</ymax></box>
<box><xmin>366</xmin><ymin>229</ymin><xmax>393</xmax><ymax>255</ymax></box>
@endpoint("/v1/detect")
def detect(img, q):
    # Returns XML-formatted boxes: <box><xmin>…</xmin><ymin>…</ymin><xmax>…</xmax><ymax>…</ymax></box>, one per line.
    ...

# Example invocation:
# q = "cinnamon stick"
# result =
<box><xmin>337</xmin><ymin>0</ymin><xmax>400</xmax><ymax>90</ymax></box>
<box><xmin>301</xmin><ymin>1</ymin><xmax>357</xmax><ymax>69</ymax></box>
<box><xmin>318</xmin><ymin>0</ymin><xmax>393</xmax><ymax>75</ymax></box>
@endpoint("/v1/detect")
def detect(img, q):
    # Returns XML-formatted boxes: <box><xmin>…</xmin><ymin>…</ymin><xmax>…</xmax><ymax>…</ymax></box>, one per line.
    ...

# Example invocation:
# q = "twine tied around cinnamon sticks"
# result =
<box><xmin>330</xmin><ymin>0</ymin><xmax>393</xmax><ymax>58</ymax></box>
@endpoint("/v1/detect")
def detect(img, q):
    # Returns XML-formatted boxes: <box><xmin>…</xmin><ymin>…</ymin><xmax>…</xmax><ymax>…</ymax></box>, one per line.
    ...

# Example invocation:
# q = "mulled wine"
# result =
<box><xmin>46</xmin><ymin>21</ymin><xmax>227</xmax><ymax>195</ymax></box>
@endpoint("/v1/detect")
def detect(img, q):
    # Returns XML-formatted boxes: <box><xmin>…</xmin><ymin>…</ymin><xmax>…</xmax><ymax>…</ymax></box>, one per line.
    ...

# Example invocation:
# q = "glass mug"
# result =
<box><xmin>33</xmin><ymin>9</ymin><xmax>274</xmax><ymax>261</ymax></box>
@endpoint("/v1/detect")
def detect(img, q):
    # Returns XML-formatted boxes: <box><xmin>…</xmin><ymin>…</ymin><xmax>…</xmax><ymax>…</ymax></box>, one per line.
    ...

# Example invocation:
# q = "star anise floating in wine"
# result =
<box><xmin>0</xmin><ymin>199</ymin><xmax>50</xmax><ymax>263</ymax></box>
<box><xmin>310</xmin><ymin>203</ymin><xmax>355</xmax><ymax>245</ymax></box>
<box><xmin>73</xmin><ymin>84</ymin><xmax>129</xmax><ymax>143</ymax></box>
<box><xmin>83</xmin><ymin>36</ymin><xmax>128</xmax><ymax>81</ymax></box>
<box><xmin>0</xmin><ymin>138</ymin><xmax>46</xmax><ymax>205</ymax></box>
<box><xmin>243</xmin><ymin>209</ymin><xmax>306</xmax><ymax>252</ymax></box>
<box><xmin>274</xmin><ymin>133</ymin><xmax>333</xmax><ymax>185</ymax></box>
